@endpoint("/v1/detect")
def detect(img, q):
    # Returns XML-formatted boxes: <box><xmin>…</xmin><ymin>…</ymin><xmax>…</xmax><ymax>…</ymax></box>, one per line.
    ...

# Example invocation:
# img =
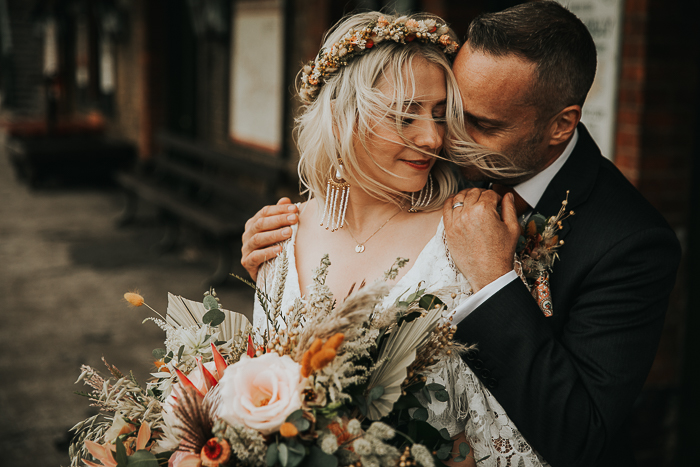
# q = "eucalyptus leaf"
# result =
<box><xmin>412</xmin><ymin>407</ymin><xmax>429</xmax><ymax>421</ymax></box>
<box><xmin>266</xmin><ymin>442</ymin><xmax>278</xmax><ymax>467</ymax></box>
<box><xmin>436</xmin><ymin>443</ymin><xmax>452</xmax><ymax>460</ymax></box>
<box><xmin>177</xmin><ymin>345</ymin><xmax>185</xmax><ymax>362</ymax></box>
<box><xmin>287</xmin><ymin>439</ymin><xmax>306</xmax><ymax>467</ymax></box>
<box><xmin>459</xmin><ymin>442</ymin><xmax>470</xmax><ymax>456</ymax></box>
<box><xmin>293</xmin><ymin>417</ymin><xmax>310</xmax><ymax>432</ymax></box>
<box><xmin>439</xmin><ymin>428</ymin><xmax>451</xmax><ymax>440</ymax></box>
<box><xmin>152</xmin><ymin>348</ymin><xmax>166</xmax><ymax>359</ymax></box>
<box><xmin>368</xmin><ymin>385</ymin><xmax>384</xmax><ymax>402</ymax></box>
<box><xmin>434</xmin><ymin>389</ymin><xmax>449</xmax><ymax>402</ymax></box>
<box><xmin>287</xmin><ymin>439</ymin><xmax>305</xmax><ymax>455</ymax></box>
<box><xmin>202</xmin><ymin>309</ymin><xmax>225</xmax><ymax>326</ymax></box>
<box><xmin>163</xmin><ymin>351</ymin><xmax>173</xmax><ymax>364</ymax></box>
<box><xmin>127</xmin><ymin>450</ymin><xmax>159</xmax><ymax>467</ymax></box>
<box><xmin>203</xmin><ymin>294</ymin><xmax>219</xmax><ymax>311</ymax></box>
<box><xmin>285</xmin><ymin>409</ymin><xmax>304</xmax><ymax>422</ymax></box>
<box><xmin>425</xmin><ymin>383</ymin><xmax>444</xmax><ymax>391</ymax></box>
<box><xmin>278</xmin><ymin>442</ymin><xmax>289</xmax><ymax>467</ymax></box>
<box><xmin>397</xmin><ymin>310</ymin><xmax>422</xmax><ymax>326</ymax></box>
<box><xmin>453</xmin><ymin>456</ymin><xmax>466</xmax><ymax>463</ymax></box>
<box><xmin>419</xmin><ymin>293</ymin><xmax>444</xmax><ymax>310</ymax></box>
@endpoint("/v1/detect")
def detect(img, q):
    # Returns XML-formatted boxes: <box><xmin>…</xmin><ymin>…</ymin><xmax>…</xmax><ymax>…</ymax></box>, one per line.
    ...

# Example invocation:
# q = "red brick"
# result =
<box><xmin>616</xmin><ymin>108</ymin><xmax>642</xmax><ymax>125</ymax></box>
<box><xmin>625</xmin><ymin>0</ymin><xmax>650</xmax><ymax>14</ymax></box>
<box><xmin>621</xmin><ymin>63</ymin><xmax>646</xmax><ymax>81</ymax></box>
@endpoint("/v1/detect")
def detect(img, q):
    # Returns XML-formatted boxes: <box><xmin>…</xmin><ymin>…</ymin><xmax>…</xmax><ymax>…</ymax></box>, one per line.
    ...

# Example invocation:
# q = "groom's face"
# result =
<box><xmin>452</xmin><ymin>44</ymin><xmax>551</xmax><ymax>183</ymax></box>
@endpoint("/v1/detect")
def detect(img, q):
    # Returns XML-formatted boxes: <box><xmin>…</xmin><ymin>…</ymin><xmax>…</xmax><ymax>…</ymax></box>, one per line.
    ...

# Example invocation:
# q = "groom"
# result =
<box><xmin>240</xmin><ymin>2</ymin><xmax>680</xmax><ymax>466</ymax></box>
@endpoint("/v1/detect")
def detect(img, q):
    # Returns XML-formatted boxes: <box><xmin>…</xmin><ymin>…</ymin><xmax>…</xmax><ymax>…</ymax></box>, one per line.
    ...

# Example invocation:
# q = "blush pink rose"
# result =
<box><xmin>216</xmin><ymin>353</ymin><xmax>303</xmax><ymax>435</ymax></box>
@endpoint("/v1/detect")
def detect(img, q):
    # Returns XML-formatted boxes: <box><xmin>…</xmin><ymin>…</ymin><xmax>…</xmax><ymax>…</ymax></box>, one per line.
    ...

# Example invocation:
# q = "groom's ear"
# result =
<box><xmin>546</xmin><ymin>105</ymin><xmax>581</xmax><ymax>147</ymax></box>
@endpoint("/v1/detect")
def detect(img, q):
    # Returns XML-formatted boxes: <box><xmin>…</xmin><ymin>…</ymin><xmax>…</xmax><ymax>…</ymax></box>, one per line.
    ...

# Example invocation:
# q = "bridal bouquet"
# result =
<box><xmin>69</xmin><ymin>255</ymin><xmax>471</xmax><ymax>467</ymax></box>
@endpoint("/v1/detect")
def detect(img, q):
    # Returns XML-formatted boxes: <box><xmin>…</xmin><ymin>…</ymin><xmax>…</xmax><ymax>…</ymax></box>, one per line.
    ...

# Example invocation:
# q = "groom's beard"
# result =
<box><xmin>458</xmin><ymin>127</ymin><xmax>546</xmax><ymax>186</ymax></box>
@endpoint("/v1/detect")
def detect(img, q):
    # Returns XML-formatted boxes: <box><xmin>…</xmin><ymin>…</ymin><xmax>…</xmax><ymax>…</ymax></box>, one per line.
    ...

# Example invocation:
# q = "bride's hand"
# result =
<box><xmin>443</xmin><ymin>188</ymin><xmax>521</xmax><ymax>292</ymax></box>
<box><xmin>241</xmin><ymin>198</ymin><xmax>299</xmax><ymax>281</ymax></box>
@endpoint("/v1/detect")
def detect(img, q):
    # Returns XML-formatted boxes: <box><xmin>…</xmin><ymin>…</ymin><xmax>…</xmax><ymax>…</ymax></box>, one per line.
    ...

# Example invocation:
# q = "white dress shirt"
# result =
<box><xmin>451</xmin><ymin>129</ymin><xmax>579</xmax><ymax>324</ymax></box>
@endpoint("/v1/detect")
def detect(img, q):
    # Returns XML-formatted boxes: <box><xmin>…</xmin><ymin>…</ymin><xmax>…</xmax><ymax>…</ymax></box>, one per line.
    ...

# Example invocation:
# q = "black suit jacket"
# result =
<box><xmin>455</xmin><ymin>125</ymin><xmax>681</xmax><ymax>467</ymax></box>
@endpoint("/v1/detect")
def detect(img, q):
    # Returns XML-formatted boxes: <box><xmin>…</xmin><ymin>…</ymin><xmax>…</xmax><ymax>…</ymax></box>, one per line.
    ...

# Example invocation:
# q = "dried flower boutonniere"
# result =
<box><xmin>515</xmin><ymin>191</ymin><xmax>574</xmax><ymax>317</ymax></box>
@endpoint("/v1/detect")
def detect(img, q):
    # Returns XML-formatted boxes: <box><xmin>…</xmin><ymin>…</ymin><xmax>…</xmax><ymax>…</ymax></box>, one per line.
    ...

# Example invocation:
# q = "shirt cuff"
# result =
<box><xmin>451</xmin><ymin>270</ymin><xmax>519</xmax><ymax>325</ymax></box>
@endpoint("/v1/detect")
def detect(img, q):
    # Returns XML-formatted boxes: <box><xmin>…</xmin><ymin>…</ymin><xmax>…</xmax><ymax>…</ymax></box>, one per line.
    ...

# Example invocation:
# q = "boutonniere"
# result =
<box><xmin>515</xmin><ymin>191</ymin><xmax>574</xmax><ymax>317</ymax></box>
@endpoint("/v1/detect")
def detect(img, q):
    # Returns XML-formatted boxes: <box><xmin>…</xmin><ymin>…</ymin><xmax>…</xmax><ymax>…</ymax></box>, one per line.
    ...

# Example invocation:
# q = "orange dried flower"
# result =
<box><xmin>310</xmin><ymin>348</ymin><xmax>336</xmax><ymax>371</ymax></box>
<box><xmin>309</xmin><ymin>338</ymin><xmax>324</xmax><ymax>354</ymax></box>
<box><xmin>154</xmin><ymin>360</ymin><xmax>170</xmax><ymax>372</ymax></box>
<box><xmin>124</xmin><ymin>292</ymin><xmax>144</xmax><ymax>307</ymax></box>
<box><xmin>323</xmin><ymin>333</ymin><xmax>345</xmax><ymax>351</ymax></box>
<box><xmin>280</xmin><ymin>422</ymin><xmax>299</xmax><ymax>437</ymax></box>
<box><xmin>327</xmin><ymin>421</ymin><xmax>352</xmax><ymax>445</ymax></box>
<box><xmin>546</xmin><ymin>235</ymin><xmax>559</xmax><ymax>248</ymax></box>
<box><xmin>301</xmin><ymin>338</ymin><xmax>324</xmax><ymax>377</ymax></box>
<box><xmin>526</xmin><ymin>220</ymin><xmax>538</xmax><ymax>237</ymax></box>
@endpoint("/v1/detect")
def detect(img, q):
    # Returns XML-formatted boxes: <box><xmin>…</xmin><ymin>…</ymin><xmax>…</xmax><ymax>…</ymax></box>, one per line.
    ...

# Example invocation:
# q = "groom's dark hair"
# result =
<box><xmin>466</xmin><ymin>1</ymin><xmax>597</xmax><ymax>118</ymax></box>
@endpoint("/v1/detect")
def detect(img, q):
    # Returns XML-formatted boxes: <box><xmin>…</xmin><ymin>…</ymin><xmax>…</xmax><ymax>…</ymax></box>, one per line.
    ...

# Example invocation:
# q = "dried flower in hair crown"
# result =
<box><xmin>299</xmin><ymin>15</ymin><xmax>460</xmax><ymax>103</ymax></box>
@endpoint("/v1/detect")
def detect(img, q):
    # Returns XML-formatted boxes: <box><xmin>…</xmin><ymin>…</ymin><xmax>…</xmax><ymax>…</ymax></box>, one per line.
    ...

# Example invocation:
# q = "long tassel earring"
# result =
<box><xmin>409</xmin><ymin>173</ymin><xmax>433</xmax><ymax>213</ymax></box>
<box><xmin>320</xmin><ymin>159</ymin><xmax>350</xmax><ymax>231</ymax></box>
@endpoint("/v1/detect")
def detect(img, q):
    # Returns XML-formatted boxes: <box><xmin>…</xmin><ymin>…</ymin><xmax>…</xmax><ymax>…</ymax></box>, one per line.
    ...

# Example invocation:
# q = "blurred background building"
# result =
<box><xmin>0</xmin><ymin>0</ymin><xmax>698</xmax><ymax>465</ymax></box>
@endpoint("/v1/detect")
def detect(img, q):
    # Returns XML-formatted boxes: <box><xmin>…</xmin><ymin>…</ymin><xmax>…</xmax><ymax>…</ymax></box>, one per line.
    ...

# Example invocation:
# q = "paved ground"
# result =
<box><xmin>0</xmin><ymin>132</ymin><xmax>254</xmax><ymax>466</ymax></box>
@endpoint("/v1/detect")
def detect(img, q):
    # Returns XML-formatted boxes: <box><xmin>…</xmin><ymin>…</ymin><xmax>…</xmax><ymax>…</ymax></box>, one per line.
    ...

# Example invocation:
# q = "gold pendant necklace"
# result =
<box><xmin>345</xmin><ymin>206</ymin><xmax>403</xmax><ymax>253</ymax></box>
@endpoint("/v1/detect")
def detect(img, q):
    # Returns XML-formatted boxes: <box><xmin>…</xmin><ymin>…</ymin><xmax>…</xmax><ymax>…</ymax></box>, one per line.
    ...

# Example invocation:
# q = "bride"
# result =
<box><xmin>253</xmin><ymin>12</ymin><xmax>548</xmax><ymax>467</ymax></box>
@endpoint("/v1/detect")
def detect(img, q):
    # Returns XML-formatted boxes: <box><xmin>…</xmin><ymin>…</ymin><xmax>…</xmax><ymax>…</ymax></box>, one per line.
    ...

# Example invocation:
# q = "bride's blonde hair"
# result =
<box><xmin>296</xmin><ymin>11</ymin><xmax>516</xmax><ymax>211</ymax></box>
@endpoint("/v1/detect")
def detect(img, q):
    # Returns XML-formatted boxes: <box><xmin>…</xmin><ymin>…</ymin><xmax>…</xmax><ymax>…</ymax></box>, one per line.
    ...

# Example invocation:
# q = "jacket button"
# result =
<box><xmin>473</xmin><ymin>360</ymin><xmax>484</xmax><ymax>370</ymax></box>
<box><xmin>486</xmin><ymin>378</ymin><xmax>497</xmax><ymax>389</ymax></box>
<box><xmin>480</xmin><ymin>369</ymin><xmax>490</xmax><ymax>378</ymax></box>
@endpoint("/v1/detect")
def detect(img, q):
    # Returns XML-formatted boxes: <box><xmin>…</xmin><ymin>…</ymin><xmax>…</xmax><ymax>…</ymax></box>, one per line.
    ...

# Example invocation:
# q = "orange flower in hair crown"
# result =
<box><xmin>299</xmin><ymin>15</ymin><xmax>460</xmax><ymax>103</ymax></box>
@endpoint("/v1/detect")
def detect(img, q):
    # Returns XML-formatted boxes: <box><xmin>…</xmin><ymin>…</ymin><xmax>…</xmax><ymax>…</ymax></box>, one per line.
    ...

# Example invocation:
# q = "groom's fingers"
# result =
<box><xmin>501</xmin><ymin>192</ymin><xmax>522</xmax><ymax>243</ymax></box>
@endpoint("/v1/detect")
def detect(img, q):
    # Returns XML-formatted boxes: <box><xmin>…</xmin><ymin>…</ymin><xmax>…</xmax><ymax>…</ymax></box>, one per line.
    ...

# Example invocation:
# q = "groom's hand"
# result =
<box><xmin>241</xmin><ymin>198</ymin><xmax>298</xmax><ymax>281</ymax></box>
<box><xmin>443</xmin><ymin>188</ymin><xmax>521</xmax><ymax>292</ymax></box>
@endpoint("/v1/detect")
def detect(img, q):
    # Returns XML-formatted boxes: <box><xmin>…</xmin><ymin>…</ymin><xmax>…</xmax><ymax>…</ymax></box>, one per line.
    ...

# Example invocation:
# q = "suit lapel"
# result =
<box><xmin>533</xmin><ymin>124</ymin><xmax>601</xmax><ymax>243</ymax></box>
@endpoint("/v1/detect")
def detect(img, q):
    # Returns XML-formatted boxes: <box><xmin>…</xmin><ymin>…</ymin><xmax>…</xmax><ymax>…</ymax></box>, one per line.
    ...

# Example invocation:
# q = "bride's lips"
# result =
<box><xmin>401</xmin><ymin>159</ymin><xmax>432</xmax><ymax>170</ymax></box>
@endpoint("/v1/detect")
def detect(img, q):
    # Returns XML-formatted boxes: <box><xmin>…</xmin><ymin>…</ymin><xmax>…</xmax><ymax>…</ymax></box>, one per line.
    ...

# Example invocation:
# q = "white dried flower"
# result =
<box><xmin>411</xmin><ymin>444</ymin><xmax>435</xmax><ymax>467</ymax></box>
<box><xmin>366</xmin><ymin>422</ymin><xmax>394</xmax><ymax>441</ymax></box>
<box><xmin>347</xmin><ymin>419</ymin><xmax>362</xmax><ymax>435</ymax></box>
<box><xmin>320</xmin><ymin>433</ymin><xmax>339</xmax><ymax>454</ymax></box>
<box><xmin>353</xmin><ymin>438</ymin><xmax>373</xmax><ymax>456</ymax></box>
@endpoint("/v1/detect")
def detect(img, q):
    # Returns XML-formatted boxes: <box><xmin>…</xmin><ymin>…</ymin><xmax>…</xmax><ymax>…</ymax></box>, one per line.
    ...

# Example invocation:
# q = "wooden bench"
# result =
<box><xmin>115</xmin><ymin>132</ymin><xmax>287</xmax><ymax>286</ymax></box>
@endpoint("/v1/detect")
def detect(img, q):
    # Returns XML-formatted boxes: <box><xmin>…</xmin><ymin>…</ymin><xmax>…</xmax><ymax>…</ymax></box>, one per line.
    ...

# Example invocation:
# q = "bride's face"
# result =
<box><xmin>354</xmin><ymin>56</ymin><xmax>447</xmax><ymax>194</ymax></box>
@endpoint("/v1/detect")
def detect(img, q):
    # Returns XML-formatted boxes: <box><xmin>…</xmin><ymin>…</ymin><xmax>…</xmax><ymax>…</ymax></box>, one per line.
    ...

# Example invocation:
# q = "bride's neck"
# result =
<box><xmin>341</xmin><ymin>188</ymin><xmax>405</xmax><ymax>232</ymax></box>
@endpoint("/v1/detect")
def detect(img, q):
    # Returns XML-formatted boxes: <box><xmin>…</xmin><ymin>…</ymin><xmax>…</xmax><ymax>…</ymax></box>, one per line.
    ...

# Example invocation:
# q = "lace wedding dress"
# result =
<box><xmin>253</xmin><ymin>218</ymin><xmax>549</xmax><ymax>467</ymax></box>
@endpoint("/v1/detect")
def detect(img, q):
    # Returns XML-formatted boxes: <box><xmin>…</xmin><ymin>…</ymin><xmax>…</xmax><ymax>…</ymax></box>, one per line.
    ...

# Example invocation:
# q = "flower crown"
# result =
<box><xmin>299</xmin><ymin>15</ymin><xmax>460</xmax><ymax>104</ymax></box>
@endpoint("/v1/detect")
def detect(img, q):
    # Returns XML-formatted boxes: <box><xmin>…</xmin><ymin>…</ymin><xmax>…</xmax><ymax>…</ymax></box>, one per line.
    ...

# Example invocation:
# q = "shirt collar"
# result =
<box><xmin>514</xmin><ymin>128</ymin><xmax>579</xmax><ymax>209</ymax></box>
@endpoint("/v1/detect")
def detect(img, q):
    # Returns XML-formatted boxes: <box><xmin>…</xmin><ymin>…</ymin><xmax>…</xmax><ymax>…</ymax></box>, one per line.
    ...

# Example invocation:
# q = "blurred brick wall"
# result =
<box><xmin>614</xmin><ymin>0</ymin><xmax>699</xmax><ymax>465</ymax></box>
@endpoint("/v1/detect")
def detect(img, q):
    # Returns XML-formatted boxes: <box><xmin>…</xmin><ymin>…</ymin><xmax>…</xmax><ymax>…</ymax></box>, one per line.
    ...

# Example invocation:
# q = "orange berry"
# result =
<box><xmin>280</xmin><ymin>422</ymin><xmax>299</xmax><ymax>437</ymax></box>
